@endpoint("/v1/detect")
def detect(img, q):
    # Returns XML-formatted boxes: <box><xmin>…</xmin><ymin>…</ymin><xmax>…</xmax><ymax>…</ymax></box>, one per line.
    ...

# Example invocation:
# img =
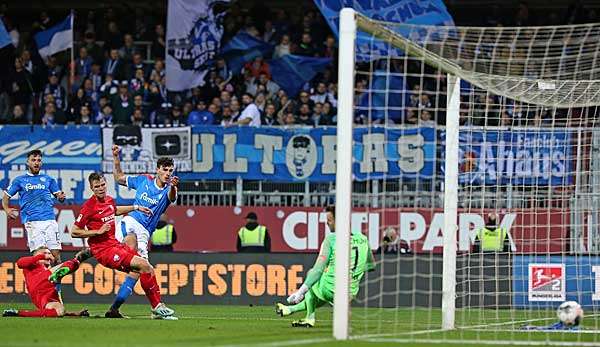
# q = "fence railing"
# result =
<box><xmin>176</xmin><ymin>179</ymin><xmax>574</xmax><ymax>209</ymax></box>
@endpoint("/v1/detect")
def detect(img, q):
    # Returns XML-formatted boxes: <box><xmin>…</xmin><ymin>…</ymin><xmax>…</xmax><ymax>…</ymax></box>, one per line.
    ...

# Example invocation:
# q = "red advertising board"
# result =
<box><xmin>0</xmin><ymin>206</ymin><xmax>568</xmax><ymax>253</ymax></box>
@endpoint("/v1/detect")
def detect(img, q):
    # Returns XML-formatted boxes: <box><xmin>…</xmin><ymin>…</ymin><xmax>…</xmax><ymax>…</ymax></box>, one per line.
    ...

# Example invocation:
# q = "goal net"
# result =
<box><xmin>334</xmin><ymin>8</ymin><xmax>600</xmax><ymax>345</ymax></box>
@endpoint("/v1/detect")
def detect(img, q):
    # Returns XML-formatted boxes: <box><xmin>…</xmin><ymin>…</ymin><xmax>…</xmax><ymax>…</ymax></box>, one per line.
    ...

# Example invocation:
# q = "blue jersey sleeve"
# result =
<box><xmin>126</xmin><ymin>175</ymin><xmax>144</xmax><ymax>189</ymax></box>
<box><xmin>48</xmin><ymin>176</ymin><xmax>60</xmax><ymax>194</ymax></box>
<box><xmin>5</xmin><ymin>177</ymin><xmax>21</xmax><ymax>197</ymax></box>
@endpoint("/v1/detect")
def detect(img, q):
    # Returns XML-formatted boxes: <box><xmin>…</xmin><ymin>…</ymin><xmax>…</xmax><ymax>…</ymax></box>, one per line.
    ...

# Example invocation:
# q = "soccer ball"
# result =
<box><xmin>557</xmin><ymin>301</ymin><xmax>584</xmax><ymax>326</ymax></box>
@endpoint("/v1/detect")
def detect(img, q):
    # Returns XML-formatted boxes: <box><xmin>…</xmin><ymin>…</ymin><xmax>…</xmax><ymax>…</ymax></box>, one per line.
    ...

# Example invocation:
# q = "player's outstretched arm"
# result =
<box><xmin>71</xmin><ymin>223</ymin><xmax>111</xmax><ymax>238</ymax></box>
<box><xmin>16</xmin><ymin>253</ymin><xmax>52</xmax><ymax>269</ymax></box>
<box><xmin>112</xmin><ymin>145</ymin><xmax>127</xmax><ymax>186</ymax></box>
<box><xmin>287</xmin><ymin>237</ymin><xmax>332</xmax><ymax>304</ymax></box>
<box><xmin>116</xmin><ymin>205</ymin><xmax>153</xmax><ymax>216</ymax></box>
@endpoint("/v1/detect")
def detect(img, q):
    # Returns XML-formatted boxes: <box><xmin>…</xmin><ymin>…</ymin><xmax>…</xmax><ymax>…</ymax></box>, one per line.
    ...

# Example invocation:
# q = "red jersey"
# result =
<box><xmin>16</xmin><ymin>254</ymin><xmax>59</xmax><ymax>309</ymax></box>
<box><xmin>74</xmin><ymin>195</ymin><xmax>118</xmax><ymax>250</ymax></box>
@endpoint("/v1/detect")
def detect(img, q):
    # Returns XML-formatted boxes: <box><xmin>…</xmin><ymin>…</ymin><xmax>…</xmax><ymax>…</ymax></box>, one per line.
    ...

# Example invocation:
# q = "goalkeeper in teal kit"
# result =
<box><xmin>276</xmin><ymin>206</ymin><xmax>375</xmax><ymax>327</ymax></box>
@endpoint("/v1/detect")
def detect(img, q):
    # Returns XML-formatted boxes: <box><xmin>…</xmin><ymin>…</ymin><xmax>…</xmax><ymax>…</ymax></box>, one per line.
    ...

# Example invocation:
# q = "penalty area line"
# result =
<box><xmin>214</xmin><ymin>337</ymin><xmax>335</xmax><ymax>347</ymax></box>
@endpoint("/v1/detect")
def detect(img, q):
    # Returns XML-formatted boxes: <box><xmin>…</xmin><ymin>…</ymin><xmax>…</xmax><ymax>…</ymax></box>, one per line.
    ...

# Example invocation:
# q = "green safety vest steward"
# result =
<box><xmin>151</xmin><ymin>224</ymin><xmax>174</xmax><ymax>246</ymax></box>
<box><xmin>238</xmin><ymin>225</ymin><xmax>266</xmax><ymax>247</ymax></box>
<box><xmin>477</xmin><ymin>227</ymin><xmax>507</xmax><ymax>251</ymax></box>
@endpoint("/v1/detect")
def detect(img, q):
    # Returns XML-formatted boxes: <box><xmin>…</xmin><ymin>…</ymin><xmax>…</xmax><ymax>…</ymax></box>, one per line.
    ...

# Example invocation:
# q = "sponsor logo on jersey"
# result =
<box><xmin>113</xmin><ymin>254</ymin><xmax>120</xmax><ymax>262</ymax></box>
<box><xmin>528</xmin><ymin>264</ymin><xmax>565</xmax><ymax>301</ymax></box>
<box><xmin>140</xmin><ymin>192</ymin><xmax>159</xmax><ymax>205</ymax></box>
<box><xmin>101</xmin><ymin>215</ymin><xmax>115</xmax><ymax>223</ymax></box>
<box><xmin>24</xmin><ymin>183</ymin><xmax>46</xmax><ymax>192</ymax></box>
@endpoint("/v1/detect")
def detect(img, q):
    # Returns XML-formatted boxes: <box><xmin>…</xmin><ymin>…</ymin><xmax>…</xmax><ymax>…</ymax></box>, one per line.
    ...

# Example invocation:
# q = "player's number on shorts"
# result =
<box><xmin>351</xmin><ymin>246</ymin><xmax>359</xmax><ymax>272</ymax></box>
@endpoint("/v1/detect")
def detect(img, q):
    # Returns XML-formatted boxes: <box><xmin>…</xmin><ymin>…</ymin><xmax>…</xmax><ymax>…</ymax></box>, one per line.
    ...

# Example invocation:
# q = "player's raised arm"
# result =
<box><xmin>116</xmin><ymin>205</ymin><xmax>153</xmax><ymax>216</ymax></box>
<box><xmin>168</xmin><ymin>176</ymin><xmax>179</xmax><ymax>202</ymax></box>
<box><xmin>112</xmin><ymin>145</ymin><xmax>127</xmax><ymax>186</ymax></box>
<box><xmin>287</xmin><ymin>236</ymin><xmax>332</xmax><ymax>304</ymax></box>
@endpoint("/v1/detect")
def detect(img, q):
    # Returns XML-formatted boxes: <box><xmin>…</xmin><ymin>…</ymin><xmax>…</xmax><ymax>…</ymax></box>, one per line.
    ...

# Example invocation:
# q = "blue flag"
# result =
<box><xmin>0</xmin><ymin>19</ymin><xmax>12</xmax><ymax>49</ymax></box>
<box><xmin>34</xmin><ymin>14</ymin><xmax>73</xmax><ymax>58</ymax></box>
<box><xmin>314</xmin><ymin>0</ymin><xmax>454</xmax><ymax>61</ymax></box>
<box><xmin>269</xmin><ymin>54</ymin><xmax>331</xmax><ymax>97</ymax></box>
<box><xmin>357</xmin><ymin>71</ymin><xmax>408</xmax><ymax>123</ymax></box>
<box><xmin>221</xmin><ymin>32</ymin><xmax>273</xmax><ymax>74</ymax></box>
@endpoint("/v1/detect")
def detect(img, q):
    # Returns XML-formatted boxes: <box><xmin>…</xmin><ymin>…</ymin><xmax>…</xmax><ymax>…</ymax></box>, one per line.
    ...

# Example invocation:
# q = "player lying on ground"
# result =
<box><xmin>3</xmin><ymin>247</ymin><xmax>89</xmax><ymax>317</ymax></box>
<box><xmin>2</xmin><ymin>149</ymin><xmax>66</xmax><ymax>264</ymax></box>
<box><xmin>275</xmin><ymin>206</ymin><xmax>375</xmax><ymax>327</ymax></box>
<box><xmin>69</xmin><ymin>172</ymin><xmax>177</xmax><ymax>320</ymax></box>
<box><xmin>108</xmin><ymin>145</ymin><xmax>178</xmax><ymax>318</ymax></box>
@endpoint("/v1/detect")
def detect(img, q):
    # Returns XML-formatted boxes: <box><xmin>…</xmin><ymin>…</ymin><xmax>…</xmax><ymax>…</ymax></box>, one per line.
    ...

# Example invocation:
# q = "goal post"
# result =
<box><xmin>333</xmin><ymin>7</ymin><xmax>356</xmax><ymax>340</ymax></box>
<box><xmin>334</xmin><ymin>8</ymin><xmax>462</xmax><ymax>338</ymax></box>
<box><xmin>441</xmin><ymin>73</ymin><xmax>460</xmax><ymax>331</ymax></box>
<box><xmin>334</xmin><ymin>6</ymin><xmax>600</xmax><ymax>346</ymax></box>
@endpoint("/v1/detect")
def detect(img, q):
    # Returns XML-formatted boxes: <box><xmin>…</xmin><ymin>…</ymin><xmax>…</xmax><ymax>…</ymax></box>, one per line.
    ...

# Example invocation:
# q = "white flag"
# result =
<box><xmin>34</xmin><ymin>14</ymin><xmax>73</xmax><ymax>59</ymax></box>
<box><xmin>166</xmin><ymin>0</ymin><xmax>229</xmax><ymax>91</ymax></box>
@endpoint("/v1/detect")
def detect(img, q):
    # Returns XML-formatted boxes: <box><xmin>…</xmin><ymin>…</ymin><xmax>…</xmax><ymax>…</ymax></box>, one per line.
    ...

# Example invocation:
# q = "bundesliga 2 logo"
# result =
<box><xmin>528</xmin><ymin>264</ymin><xmax>565</xmax><ymax>301</ymax></box>
<box><xmin>167</xmin><ymin>1</ymin><xmax>228</xmax><ymax>71</ymax></box>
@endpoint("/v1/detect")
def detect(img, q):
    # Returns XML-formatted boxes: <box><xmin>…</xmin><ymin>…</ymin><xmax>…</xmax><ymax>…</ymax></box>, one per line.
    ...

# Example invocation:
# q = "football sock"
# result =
<box><xmin>140</xmin><ymin>272</ymin><xmax>161</xmax><ymax>308</ymax></box>
<box><xmin>111</xmin><ymin>276</ymin><xmax>137</xmax><ymax>311</ymax></box>
<box><xmin>18</xmin><ymin>308</ymin><xmax>59</xmax><ymax>317</ymax></box>
<box><xmin>304</xmin><ymin>289</ymin><xmax>327</xmax><ymax>321</ymax></box>
<box><xmin>62</xmin><ymin>259</ymin><xmax>80</xmax><ymax>273</ymax></box>
<box><xmin>289</xmin><ymin>301</ymin><xmax>306</xmax><ymax>313</ymax></box>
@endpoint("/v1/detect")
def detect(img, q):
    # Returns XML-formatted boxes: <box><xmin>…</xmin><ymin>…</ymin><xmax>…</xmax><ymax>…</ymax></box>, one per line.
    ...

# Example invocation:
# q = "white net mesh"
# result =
<box><xmin>347</xmin><ymin>11</ymin><xmax>600</xmax><ymax>346</ymax></box>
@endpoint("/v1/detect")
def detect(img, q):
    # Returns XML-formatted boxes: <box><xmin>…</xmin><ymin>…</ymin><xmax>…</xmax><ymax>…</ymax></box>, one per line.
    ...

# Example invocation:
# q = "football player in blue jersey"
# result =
<box><xmin>2</xmin><ymin>150</ymin><xmax>66</xmax><ymax>264</ymax></box>
<box><xmin>105</xmin><ymin>144</ymin><xmax>178</xmax><ymax>319</ymax></box>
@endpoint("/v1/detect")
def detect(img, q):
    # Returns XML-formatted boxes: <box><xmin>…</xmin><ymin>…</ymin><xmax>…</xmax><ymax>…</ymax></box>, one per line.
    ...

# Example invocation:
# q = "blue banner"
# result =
<box><xmin>221</xmin><ymin>32</ymin><xmax>274</xmax><ymax>74</ymax></box>
<box><xmin>270</xmin><ymin>54</ymin><xmax>332</xmax><ymax>97</ymax></box>
<box><xmin>0</xmin><ymin>125</ymin><xmax>102</xmax><ymax>204</ymax></box>
<box><xmin>314</xmin><ymin>0</ymin><xmax>454</xmax><ymax>61</ymax></box>
<box><xmin>182</xmin><ymin>126</ymin><xmax>436</xmax><ymax>181</ymax></box>
<box><xmin>0</xmin><ymin>125</ymin><xmax>101</xmax><ymax>170</ymax></box>
<box><xmin>0</xmin><ymin>125</ymin><xmax>576</xmax><ymax>204</ymax></box>
<box><xmin>513</xmin><ymin>255</ymin><xmax>600</xmax><ymax>309</ymax></box>
<box><xmin>440</xmin><ymin>129</ymin><xmax>572</xmax><ymax>186</ymax></box>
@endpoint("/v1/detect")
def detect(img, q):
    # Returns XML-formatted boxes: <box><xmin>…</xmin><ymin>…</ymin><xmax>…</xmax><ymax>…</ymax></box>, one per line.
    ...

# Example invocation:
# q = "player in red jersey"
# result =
<box><xmin>2</xmin><ymin>247</ymin><xmax>89</xmax><ymax>318</ymax></box>
<box><xmin>68</xmin><ymin>172</ymin><xmax>177</xmax><ymax>320</ymax></box>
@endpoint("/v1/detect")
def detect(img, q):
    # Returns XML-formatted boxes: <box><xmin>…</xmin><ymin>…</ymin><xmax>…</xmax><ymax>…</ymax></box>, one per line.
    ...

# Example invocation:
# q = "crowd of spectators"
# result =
<box><xmin>0</xmin><ymin>1</ymin><xmax>596</xmax><ymax>127</ymax></box>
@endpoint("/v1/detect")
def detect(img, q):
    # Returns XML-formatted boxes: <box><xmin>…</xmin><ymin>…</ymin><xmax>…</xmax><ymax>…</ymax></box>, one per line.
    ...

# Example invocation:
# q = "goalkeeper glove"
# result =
<box><xmin>287</xmin><ymin>284</ymin><xmax>309</xmax><ymax>304</ymax></box>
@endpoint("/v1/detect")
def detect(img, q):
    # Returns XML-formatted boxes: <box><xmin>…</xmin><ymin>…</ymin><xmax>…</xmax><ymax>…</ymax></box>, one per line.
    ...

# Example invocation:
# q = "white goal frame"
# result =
<box><xmin>333</xmin><ymin>7</ymin><xmax>461</xmax><ymax>339</ymax></box>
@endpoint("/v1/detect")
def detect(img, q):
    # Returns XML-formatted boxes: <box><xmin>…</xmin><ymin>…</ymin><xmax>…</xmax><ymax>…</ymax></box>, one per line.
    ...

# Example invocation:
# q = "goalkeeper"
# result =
<box><xmin>276</xmin><ymin>206</ymin><xmax>375</xmax><ymax>327</ymax></box>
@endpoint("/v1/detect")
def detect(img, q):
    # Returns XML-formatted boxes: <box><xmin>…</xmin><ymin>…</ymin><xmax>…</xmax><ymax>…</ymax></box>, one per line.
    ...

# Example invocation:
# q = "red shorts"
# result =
<box><xmin>92</xmin><ymin>243</ymin><xmax>137</xmax><ymax>273</ymax></box>
<box><xmin>30</xmin><ymin>288</ymin><xmax>60</xmax><ymax>310</ymax></box>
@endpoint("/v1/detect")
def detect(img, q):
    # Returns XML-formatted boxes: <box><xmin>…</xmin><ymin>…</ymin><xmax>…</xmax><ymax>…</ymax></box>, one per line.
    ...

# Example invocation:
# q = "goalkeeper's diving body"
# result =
<box><xmin>276</xmin><ymin>206</ymin><xmax>375</xmax><ymax>327</ymax></box>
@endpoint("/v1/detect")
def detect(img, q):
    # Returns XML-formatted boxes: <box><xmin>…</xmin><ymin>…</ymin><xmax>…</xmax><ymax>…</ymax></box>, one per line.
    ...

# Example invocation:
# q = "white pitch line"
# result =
<box><xmin>214</xmin><ymin>337</ymin><xmax>334</xmax><ymax>347</ymax></box>
<box><xmin>469</xmin><ymin>328</ymin><xmax>600</xmax><ymax>334</ymax></box>
<box><xmin>361</xmin><ymin>338</ymin><xmax>600</xmax><ymax>347</ymax></box>
<box><xmin>352</xmin><ymin>313</ymin><xmax>600</xmax><ymax>340</ymax></box>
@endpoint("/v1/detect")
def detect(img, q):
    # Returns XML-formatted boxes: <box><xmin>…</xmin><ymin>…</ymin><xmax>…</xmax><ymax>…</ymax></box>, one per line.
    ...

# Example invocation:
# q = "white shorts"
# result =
<box><xmin>119</xmin><ymin>215</ymin><xmax>150</xmax><ymax>259</ymax></box>
<box><xmin>24</xmin><ymin>220</ymin><xmax>61</xmax><ymax>252</ymax></box>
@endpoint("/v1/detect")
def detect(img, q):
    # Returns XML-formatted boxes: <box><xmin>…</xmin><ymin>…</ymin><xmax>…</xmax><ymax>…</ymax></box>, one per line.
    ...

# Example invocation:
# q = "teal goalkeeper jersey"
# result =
<box><xmin>319</xmin><ymin>232</ymin><xmax>373</xmax><ymax>297</ymax></box>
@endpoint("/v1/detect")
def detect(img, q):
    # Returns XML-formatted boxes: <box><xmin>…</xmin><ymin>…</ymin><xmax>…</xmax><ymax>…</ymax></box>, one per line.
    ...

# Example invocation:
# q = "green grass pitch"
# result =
<box><xmin>1</xmin><ymin>303</ymin><xmax>599</xmax><ymax>347</ymax></box>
